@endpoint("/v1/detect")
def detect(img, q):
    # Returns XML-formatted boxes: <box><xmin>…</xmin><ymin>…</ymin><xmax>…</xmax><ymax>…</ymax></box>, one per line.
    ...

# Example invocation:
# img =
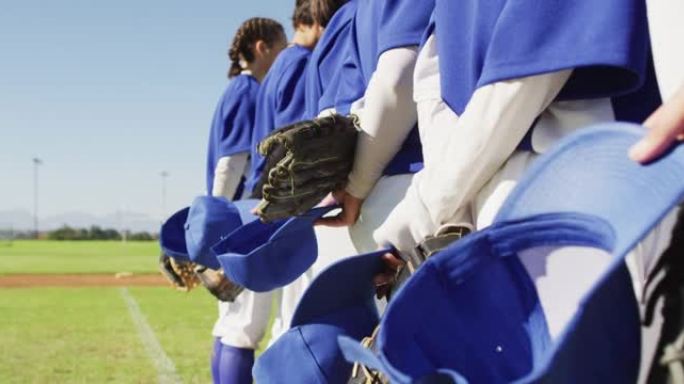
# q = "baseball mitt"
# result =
<box><xmin>194</xmin><ymin>266</ymin><xmax>245</xmax><ymax>302</ymax></box>
<box><xmin>159</xmin><ymin>253</ymin><xmax>200</xmax><ymax>292</ymax></box>
<box><xmin>255</xmin><ymin>114</ymin><xmax>359</xmax><ymax>222</ymax></box>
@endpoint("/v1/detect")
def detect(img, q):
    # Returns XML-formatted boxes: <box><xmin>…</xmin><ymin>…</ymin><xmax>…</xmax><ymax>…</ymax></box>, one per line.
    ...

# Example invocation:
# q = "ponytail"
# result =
<box><xmin>228</xmin><ymin>17</ymin><xmax>286</xmax><ymax>78</ymax></box>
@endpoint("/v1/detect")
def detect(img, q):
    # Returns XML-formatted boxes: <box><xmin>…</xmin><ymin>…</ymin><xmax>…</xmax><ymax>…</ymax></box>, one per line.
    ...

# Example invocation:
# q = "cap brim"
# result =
<box><xmin>183</xmin><ymin>197</ymin><xmax>259</xmax><ymax>269</ymax></box>
<box><xmin>496</xmin><ymin>122</ymin><xmax>684</xmax><ymax>258</ymax></box>
<box><xmin>159</xmin><ymin>207</ymin><xmax>191</xmax><ymax>262</ymax></box>
<box><xmin>232</xmin><ymin>199</ymin><xmax>260</xmax><ymax>224</ymax></box>
<box><xmin>291</xmin><ymin>249</ymin><xmax>387</xmax><ymax>327</ymax></box>
<box><xmin>184</xmin><ymin>196</ymin><xmax>244</xmax><ymax>269</ymax></box>
<box><xmin>215</xmin><ymin>205</ymin><xmax>342</xmax><ymax>292</ymax></box>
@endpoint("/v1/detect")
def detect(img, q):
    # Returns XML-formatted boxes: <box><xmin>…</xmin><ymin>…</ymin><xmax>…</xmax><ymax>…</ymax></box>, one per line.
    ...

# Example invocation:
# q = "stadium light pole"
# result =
<box><xmin>160</xmin><ymin>171</ymin><xmax>169</xmax><ymax>222</ymax></box>
<box><xmin>32</xmin><ymin>157</ymin><xmax>43</xmax><ymax>239</ymax></box>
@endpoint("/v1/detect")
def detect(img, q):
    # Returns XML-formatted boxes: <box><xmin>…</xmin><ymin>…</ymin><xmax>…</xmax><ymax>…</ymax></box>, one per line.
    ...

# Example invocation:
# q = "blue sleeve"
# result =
<box><xmin>305</xmin><ymin>1</ymin><xmax>358</xmax><ymax>117</ymax></box>
<box><xmin>274</xmin><ymin>58</ymin><xmax>309</xmax><ymax>128</ymax></box>
<box><xmin>334</xmin><ymin>48</ymin><xmax>365</xmax><ymax>115</ymax></box>
<box><xmin>206</xmin><ymin>76</ymin><xmax>258</xmax><ymax>195</ymax></box>
<box><xmin>317</xmin><ymin>36</ymin><xmax>353</xmax><ymax>114</ymax></box>
<box><xmin>246</xmin><ymin>55</ymin><xmax>310</xmax><ymax>196</ymax></box>
<box><xmin>377</xmin><ymin>0</ymin><xmax>435</xmax><ymax>55</ymax></box>
<box><xmin>214</xmin><ymin>78</ymin><xmax>257</xmax><ymax>157</ymax></box>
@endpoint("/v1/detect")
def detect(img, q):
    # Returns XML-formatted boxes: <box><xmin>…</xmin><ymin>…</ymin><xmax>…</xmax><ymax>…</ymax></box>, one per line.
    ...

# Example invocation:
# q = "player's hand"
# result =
<box><xmin>630</xmin><ymin>85</ymin><xmax>684</xmax><ymax>164</ymax></box>
<box><xmin>315</xmin><ymin>189</ymin><xmax>363</xmax><ymax>227</ymax></box>
<box><xmin>373</xmin><ymin>252</ymin><xmax>405</xmax><ymax>299</ymax></box>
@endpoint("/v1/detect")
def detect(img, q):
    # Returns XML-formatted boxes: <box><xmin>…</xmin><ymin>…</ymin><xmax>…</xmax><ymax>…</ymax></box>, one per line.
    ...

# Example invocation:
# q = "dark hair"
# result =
<box><xmin>292</xmin><ymin>0</ymin><xmax>315</xmax><ymax>29</ymax></box>
<box><xmin>310</xmin><ymin>0</ymin><xmax>348</xmax><ymax>28</ymax></box>
<box><xmin>228</xmin><ymin>17</ymin><xmax>286</xmax><ymax>78</ymax></box>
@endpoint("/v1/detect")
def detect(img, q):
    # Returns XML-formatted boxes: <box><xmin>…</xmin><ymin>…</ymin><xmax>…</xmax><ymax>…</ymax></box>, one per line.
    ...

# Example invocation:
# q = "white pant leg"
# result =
<box><xmin>349</xmin><ymin>174</ymin><xmax>416</xmax><ymax>316</ymax></box>
<box><xmin>473</xmin><ymin>151</ymin><xmax>539</xmax><ymax>230</ymax></box>
<box><xmin>213</xmin><ymin>289</ymin><xmax>273</xmax><ymax>349</ymax></box>
<box><xmin>350</xmin><ymin>174</ymin><xmax>414</xmax><ymax>253</ymax></box>
<box><xmin>268</xmin><ymin>271</ymin><xmax>315</xmax><ymax>346</ymax></box>
<box><xmin>269</xmin><ymin>225</ymin><xmax>357</xmax><ymax>342</ymax></box>
<box><xmin>312</xmin><ymin>225</ymin><xmax>357</xmax><ymax>274</ymax></box>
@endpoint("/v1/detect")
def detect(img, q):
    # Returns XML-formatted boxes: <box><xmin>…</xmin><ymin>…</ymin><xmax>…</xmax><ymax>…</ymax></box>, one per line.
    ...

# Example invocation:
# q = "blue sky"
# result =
<box><xmin>0</xmin><ymin>0</ymin><xmax>292</xmax><ymax>224</ymax></box>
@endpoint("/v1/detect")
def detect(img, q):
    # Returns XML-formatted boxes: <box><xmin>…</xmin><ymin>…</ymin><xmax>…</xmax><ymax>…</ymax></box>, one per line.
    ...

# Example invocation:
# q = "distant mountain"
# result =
<box><xmin>0</xmin><ymin>209</ymin><xmax>160</xmax><ymax>233</ymax></box>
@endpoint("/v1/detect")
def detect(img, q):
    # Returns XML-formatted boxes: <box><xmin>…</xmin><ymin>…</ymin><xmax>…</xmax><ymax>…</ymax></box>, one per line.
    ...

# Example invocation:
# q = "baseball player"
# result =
<box><xmin>245</xmin><ymin>0</ymin><xmax>325</xmax><ymax>343</ymax></box>
<box><xmin>205</xmin><ymin>18</ymin><xmax>286</xmax><ymax>384</ymax></box>
<box><xmin>372</xmin><ymin>0</ymin><xmax>674</xmax><ymax>345</ymax></box>
<box><xmin>293</xmin><ymin>0</ymin><xmax>359</xmax><ymax>278</ymax></box>
<box><xmin>316</xmin><ymin>0</ymin><xmax>433</xmax><ymax>256</ymax></box>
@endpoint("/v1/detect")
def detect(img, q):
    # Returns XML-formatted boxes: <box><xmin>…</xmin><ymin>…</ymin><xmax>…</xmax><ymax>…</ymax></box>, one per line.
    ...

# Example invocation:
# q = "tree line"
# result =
<box><xmin>0</xmin><ymin>226</ymin><xmax>157</xmax><ymax>241</ymax></box>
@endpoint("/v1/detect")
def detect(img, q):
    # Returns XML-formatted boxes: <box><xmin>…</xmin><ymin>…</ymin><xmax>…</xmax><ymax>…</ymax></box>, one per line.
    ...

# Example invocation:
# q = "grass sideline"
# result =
<box><xmin>0</xmin><ymin>241</ymin><xmax>279</xmax><ymax>383</ymax></box>
<box><xmin>0</xmin><ymin>240</ymin><xmax>159</xmax><ymax>275</ymax></box>
<box><xmin>0</xmin><ymin>287</ymin><xmax>157</xmax><ymax>383</ymax></box>
<box><xmin>0</xmin><ymin>287</ymin><xmax>220</xmax><ymax>383</ymax></box>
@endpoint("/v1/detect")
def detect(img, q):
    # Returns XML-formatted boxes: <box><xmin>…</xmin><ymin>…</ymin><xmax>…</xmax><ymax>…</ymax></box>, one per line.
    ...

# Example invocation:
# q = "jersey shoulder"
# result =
<box><xmin>224</xmin><ymin>74</ymin><xmax>259</xmax><ymax>98</ymax></box>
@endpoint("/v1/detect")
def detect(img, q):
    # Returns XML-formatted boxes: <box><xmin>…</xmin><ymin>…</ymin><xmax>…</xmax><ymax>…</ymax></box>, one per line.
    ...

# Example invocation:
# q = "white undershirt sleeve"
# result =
<box><xmin>211</xmin><ymin>153</ymin><xmax>249</xmax><ymax>199</ymax></box>
<box><xmin>374</xmin><ymin>70</ymin><xmax>572</xmax><ymax>253</ymax></box>
<box><xmin>345</xmin><ymin>47</ymin><xmax>419</xmax><ymax>199</ymax></box>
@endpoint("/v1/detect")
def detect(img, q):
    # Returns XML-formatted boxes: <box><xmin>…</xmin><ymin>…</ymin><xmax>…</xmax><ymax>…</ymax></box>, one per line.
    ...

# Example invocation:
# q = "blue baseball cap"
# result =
<box><xmin>213</xmin><ymin>205</ymin><xmax>340</xmax><ymax>292</ymax></box>
<box><xmin>253</xmin><ymin>250</ymin><xmax>387</xmax><ymax>384</ymax></box>
<box><xmin>184</xmin><ymin>197</ymin><xmax>259</xmax><ymax>270</ymax></box>
<box><xmin>159</xmin><ymin>207</ymin><xmax>191</xmax><ymax>262</ymax></box>
<box><xmin>339</xmin><ymin>123</ymin><xmax>684</xmax><ymax>383</ymax></box>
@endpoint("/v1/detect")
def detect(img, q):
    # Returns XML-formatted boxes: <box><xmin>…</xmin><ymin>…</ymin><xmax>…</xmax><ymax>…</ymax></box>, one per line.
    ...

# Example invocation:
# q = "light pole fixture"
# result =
<box><xmin>160</xmin><ymin>171</ymin><xmax>169</xmax><ymax>222</ymax></box>
<box><xmin>32</xmin><ymin>157</ymin><xmax>43</xmax><ymax>239</ymax></box>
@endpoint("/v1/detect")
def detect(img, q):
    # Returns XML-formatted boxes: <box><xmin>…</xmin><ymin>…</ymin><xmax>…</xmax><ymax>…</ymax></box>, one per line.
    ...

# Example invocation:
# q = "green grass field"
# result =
<box><xmin>0</xmin><ymin>240</ymin><xmax>159</xmax><ymax>275</ymax></box>
<box><xmin>0</xmin><ymin>241</ymin><xmax>276</xmax><ymax>383</ymax></box>
<box><xmin>0</xmin><ymin>287</ymin><xmax>217</xmax><ymax>383</ymax></box>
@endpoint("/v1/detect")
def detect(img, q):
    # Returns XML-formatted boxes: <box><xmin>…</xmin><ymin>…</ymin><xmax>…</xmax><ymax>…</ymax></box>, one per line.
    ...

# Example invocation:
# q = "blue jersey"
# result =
<box><xmin>432</xmin><ymin>0</ymin><xmax>659</xmax><ymax>120</ymax></box>
<box><xmin>246</xmin><ymin>44</ymin><xmax>311</xmax><ymax>196</ymax></box>
<box><xmin>337</xmin><ymin>0</ymin><xmax>435</xmax><ymax>104</ymax></box>
<box><xmin>205</xmin><ymin>74</ymin><xmax>259</xmax><ymax>197</ymax></box>
<box><xmin>335</xmin><ymin>0</ymin><xmax>434</xmax><ymax>176</ymax></box>
<box><xmin>305</xmin><ymin>0</ymin><xmax>358</xmax><ymax>118</ymax></box>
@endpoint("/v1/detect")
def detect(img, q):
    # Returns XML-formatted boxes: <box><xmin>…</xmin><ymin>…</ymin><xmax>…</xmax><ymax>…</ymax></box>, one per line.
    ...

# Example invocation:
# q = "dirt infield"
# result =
<box><xmin>0</xmin><ymin>273</ymin><xmax>170</xmax><ymax>287</ymax></box>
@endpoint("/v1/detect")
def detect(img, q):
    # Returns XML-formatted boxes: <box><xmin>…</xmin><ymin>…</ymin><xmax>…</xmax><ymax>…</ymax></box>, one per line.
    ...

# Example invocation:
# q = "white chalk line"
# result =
<box><xmin>119</xmin><ymin>287</ymin><xmax>182</xmax><ymax>384</ymax></box>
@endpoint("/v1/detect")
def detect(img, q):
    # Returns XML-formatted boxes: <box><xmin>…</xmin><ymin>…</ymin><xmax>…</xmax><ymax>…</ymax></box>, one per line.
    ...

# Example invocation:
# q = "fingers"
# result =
<box><xmin>317</xmin><ymin>192</ymin><xmax>339</xmax><ymax>207</ymax></box>
<box><xmin>630</xmin><ymin>87</ymin><xmax>684</xmax><ymax>163</ymax></box>
<box><xmin>381</xmin><ymin>252</ymin><xmax>404</xmax><ymax>270</ymax></box>
<box><xmin>315</xmin><ymin>213</ymin><xmax>349</xmax><ymax>227</ymax></box>
<box><xmin>373</xmin><ymin>252</ymin><xmax>405</xmax><ymax>299</ymax></box>
<box><xmin>315</xmin><ymin>191</ymin><xmax>363</xmax><ymax>227</ymax></box>
<box><xmin>374</xmin><ymin>274</ymin><xmax>393</xmax><ymax>299</ymax></box>
<box><xmin>630</xmin><ymin>109</ymin><xmax>679</xmax><ymax>163</ymax></box>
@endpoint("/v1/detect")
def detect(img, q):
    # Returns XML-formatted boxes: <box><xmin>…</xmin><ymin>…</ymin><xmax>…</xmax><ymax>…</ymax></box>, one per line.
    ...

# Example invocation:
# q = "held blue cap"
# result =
<box><xmin>214</xmin><ymin>205</ymin><xmax>340</xmax><ymax>292</ymax></box>
<box><xmin>339</xmin><ymin>123</ymin><xmax>684</xmax><ymax>383</ymax></box>
<box><xmin>254</xmin><ymin>250</ymin><xmax>386</xmax><ymax>383</ymax></box>
<box><xmin>159</xmin><ymin>207</ymin><xmax>191</xmax><ymax>262</ymax></box>
<box><xmin>184</xmin><ymin>197</ymin><xmax>258</xmax><ymax>270</ymax></box>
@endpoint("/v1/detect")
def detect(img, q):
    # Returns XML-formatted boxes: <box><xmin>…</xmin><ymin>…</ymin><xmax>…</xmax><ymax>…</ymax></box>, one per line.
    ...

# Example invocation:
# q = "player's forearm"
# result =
<box><xmin>417</xmin><ymin>69</ymin><xmax>572</xmax><ymax>226</ymax></box>
<box><xmin>211</xmin><ymin>153</ymin><xmax>249</xmax><ymax>199</ymax></box>
<box><xmin>346</xmin><ymin>47</ymin><xmax>419</xmax><ymax>199</ymax></box>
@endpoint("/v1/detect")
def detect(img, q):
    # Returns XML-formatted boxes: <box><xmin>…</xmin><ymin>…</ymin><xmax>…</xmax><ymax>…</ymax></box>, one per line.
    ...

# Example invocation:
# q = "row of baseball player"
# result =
<box><xmin>163</xmin><ymin>0</ymin><xmax>684</xmax><ymax>382</ymax></box>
